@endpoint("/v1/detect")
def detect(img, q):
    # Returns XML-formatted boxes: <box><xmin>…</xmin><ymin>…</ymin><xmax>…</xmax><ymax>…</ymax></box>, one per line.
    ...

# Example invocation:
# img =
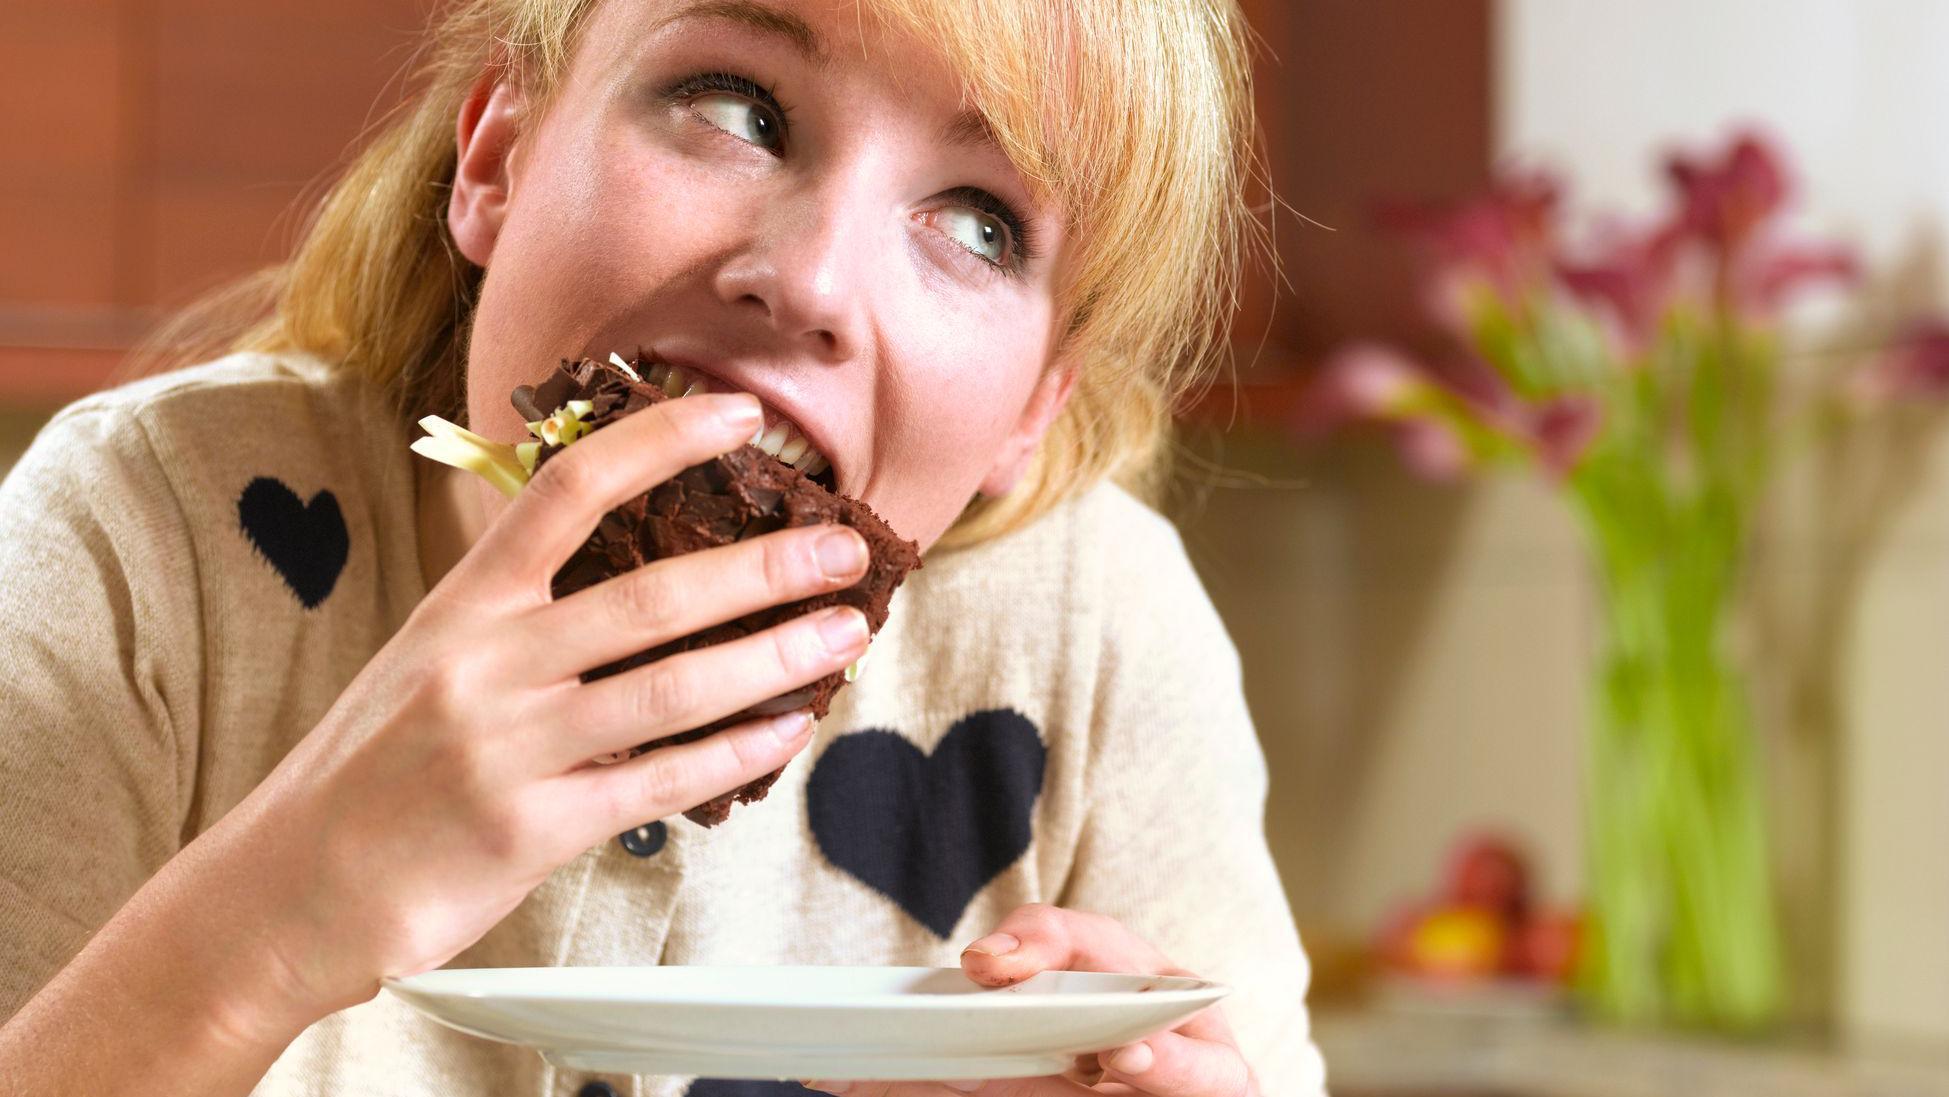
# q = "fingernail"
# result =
<box><xmin>1107</xmin><ymin>1041</ymin><xmax>1154</xmax><ymax>1075</ymax></box>
<box><xmin>817</xmin><ymin>607</ymin><xmax>869</xmax><ymax>656</ymax></box>
<box><xmin>815</xmin><ymin>527</ymin><xmax>867</xmax><ymax>580</ymax></box>
<box><xmin>802</xmin><ymin>1082</ymin><xmax>851</xmax><ymax>1094</ymax></box>
<box><xmin>770</xmin><ymin>710</ymin><xmax>813</xmax><ymax>744</ymax></box>
<box><xmin>962</xmin><ymin>932</ymin><xmax>1019</xmax><ymax>958</ymax></box>
<box><xmin>719</xmin><ymin>393</ymin><xmax>763</xmax><ymax>429</ymax></box>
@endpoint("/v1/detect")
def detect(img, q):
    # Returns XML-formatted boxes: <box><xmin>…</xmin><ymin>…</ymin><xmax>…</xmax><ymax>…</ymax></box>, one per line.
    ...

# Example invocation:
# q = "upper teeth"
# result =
<box><xmin>617</xmin><ymin>353</ymin><xmax>831</xmax><ymax>477</ymax></box>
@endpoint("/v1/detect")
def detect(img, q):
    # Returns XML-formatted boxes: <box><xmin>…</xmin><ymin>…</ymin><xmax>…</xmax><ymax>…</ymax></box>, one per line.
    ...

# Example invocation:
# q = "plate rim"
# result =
<box><xmin>382</xmin><ymin>964</ymin><xmax>1231</xmax><ymax>1011</ymax></box>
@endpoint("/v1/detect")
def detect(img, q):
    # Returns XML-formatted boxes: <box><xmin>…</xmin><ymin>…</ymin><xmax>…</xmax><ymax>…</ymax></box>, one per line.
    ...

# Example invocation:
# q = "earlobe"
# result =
<box><xmin>447</xmin><ymin>75</ymin><xmax>527</xmax><ymax>268</ymax></box>
<box><xmin>977</xmin><ymin>365</ymin><xmax>1080</xmax><ymax>498</ymax></box>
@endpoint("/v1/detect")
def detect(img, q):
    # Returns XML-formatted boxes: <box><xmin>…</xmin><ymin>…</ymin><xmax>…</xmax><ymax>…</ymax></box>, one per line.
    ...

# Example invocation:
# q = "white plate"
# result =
<box><xmin>383</xmin><ymin>965</ymin><xmax>1229</xmax><ymax>1080</ymax></box>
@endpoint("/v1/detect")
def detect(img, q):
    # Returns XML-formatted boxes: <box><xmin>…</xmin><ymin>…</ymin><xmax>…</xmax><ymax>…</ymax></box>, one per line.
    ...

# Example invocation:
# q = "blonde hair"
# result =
<box><xmin>129</xmin><ymin>0</ymin><xmax>1261</xmax><ymax>551</ymax></box>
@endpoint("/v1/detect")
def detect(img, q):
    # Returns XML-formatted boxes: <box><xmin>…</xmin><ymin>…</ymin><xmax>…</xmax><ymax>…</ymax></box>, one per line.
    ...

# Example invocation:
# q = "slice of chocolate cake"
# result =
<box><xmin>511</xmin><ymin>353</ymin><xmax>920</xmax><ymax>827</ymax></box>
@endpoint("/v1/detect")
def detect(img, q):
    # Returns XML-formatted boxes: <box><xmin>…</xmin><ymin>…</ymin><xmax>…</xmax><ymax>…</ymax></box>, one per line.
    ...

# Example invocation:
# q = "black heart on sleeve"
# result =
<box><xmin>237</xmin><ymin>476</ymin><xmax>349</xmax><ymax>609</ymax></box>
<box><xmin>808</xmin><ymin>707</ymin><xmax>1046</xmax><ymax>939</ymax></box>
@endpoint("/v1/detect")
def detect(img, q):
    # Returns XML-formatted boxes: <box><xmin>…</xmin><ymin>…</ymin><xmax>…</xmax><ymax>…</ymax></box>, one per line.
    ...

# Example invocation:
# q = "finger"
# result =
<box><xmin>520</xmin><ymin>522</ymin><xmax>868</xmax><ymax>684</ymax></box>
<box><xmin>538</xmin><ymin>604</ymin><xmax>867</xmax><ymax>769</ymax></box>
<box><xmin>1066</xmin><ymin>1052</ymin><xmax>1104</xmax><ymax>1087</ymax></box>
<box><xmin>1101</xmin><ymin>1029</ymin><xmax>1254</xmax><ymax>1097</ymax></box>
<box><xmin>1061</xmin><ymin>1054</ymin><xmax>1143</xmax><ymax>1092</ymax></box>
<box><xmin>462</xmin><ymin>392</ymin><xmax>764</xmax><ymax>596</ymax></box>
<box><xmin>562</xmin><ymin>706</ymin><xmax>815</xmax><ymax>836</ymax></box>
<box><xmin>961</xmin><ymin>904</ymin><xmax>1176</xmax><ymax>988</ymax></box>
<box><xmin>960</xmin><ymin>905</ymin><xmax>1233</xmax><ymax>1044</ymax></box>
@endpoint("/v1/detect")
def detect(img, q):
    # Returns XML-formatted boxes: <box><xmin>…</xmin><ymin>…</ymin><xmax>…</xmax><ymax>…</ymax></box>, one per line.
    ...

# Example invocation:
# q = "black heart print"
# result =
<box><xmin>237</xmin><ymin>476</ymin><xmax>348</xmax><ymax>609</ymax></box>
<box><xmin>808</xmin><ymin>708</ymin><xmax>1046</xmax><ymax>939</ymax></box>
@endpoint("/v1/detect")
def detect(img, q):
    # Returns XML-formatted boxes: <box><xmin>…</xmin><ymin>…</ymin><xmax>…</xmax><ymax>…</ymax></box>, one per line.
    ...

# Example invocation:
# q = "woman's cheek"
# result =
<box><xmin>586</xmin><ymin>160</ymin><xmax>720</xmax><ymax>273</ymax></box>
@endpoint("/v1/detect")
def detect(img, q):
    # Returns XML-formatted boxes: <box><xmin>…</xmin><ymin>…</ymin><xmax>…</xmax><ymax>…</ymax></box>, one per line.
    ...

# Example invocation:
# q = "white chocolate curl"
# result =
<box><xmin>410</xmin><ymin>416</ymin><xmax>530</xmax><ymax>499</ymax></box>
<box><xmin>411</xmin><ymin>399</ymin><xmax>597</xmax><ymax>497</ymax></box>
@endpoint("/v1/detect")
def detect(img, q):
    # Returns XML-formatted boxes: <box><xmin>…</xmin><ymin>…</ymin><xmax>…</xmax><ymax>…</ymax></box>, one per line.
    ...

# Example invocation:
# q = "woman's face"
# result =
<box><xmin>446</xmin><ymin>0</ymin><xmax>1073</xmax><ymax>552</ymax></box>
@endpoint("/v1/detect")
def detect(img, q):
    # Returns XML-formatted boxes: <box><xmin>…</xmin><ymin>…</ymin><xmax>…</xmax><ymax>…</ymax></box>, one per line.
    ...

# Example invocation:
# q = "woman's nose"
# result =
<box><xmin>712</xmin><ymin>186</ymin><xmax>870</xmax><ymax>363</ymax></box>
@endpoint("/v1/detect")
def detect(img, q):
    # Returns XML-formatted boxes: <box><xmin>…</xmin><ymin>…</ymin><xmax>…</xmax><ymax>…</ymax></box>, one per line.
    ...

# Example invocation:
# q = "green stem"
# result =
<box><xmin>1569</xmin><ymin>415</ymin><xmax>1783</xmax><ymax>1029</ymax></box>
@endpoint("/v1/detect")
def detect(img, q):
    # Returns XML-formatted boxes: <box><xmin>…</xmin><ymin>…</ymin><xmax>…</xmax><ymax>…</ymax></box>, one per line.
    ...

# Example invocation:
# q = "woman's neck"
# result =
<box><xmin>414</xmin><ymin>458</ymin><xmax>491</xmax><ymax>592</ymax></box>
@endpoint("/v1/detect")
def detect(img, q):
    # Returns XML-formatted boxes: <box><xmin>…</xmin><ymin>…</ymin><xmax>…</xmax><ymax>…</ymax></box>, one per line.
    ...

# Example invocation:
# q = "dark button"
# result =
<box><xmin>577</xmin><ymin>1083</ymin><xmax>618</xmax><ymax>1097</ymax></box>
<box><xmin>618</xmin><ymin>820</ymin><xmax>667</xmax><ymax>857</ymax></box>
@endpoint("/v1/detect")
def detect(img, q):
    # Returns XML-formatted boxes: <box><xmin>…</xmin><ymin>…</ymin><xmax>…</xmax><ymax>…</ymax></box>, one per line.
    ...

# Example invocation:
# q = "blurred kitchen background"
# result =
<box><xmin>8</xmin><ymin>0</ymin><xmax>1949</xmax><ymax>1092</ymax></box>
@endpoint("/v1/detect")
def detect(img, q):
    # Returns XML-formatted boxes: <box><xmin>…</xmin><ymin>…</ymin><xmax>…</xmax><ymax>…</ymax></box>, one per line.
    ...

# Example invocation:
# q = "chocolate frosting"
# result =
<box><xmin>521</xmin><ymin>355</ymin><xmax>922</xmax><ymax>826</ymax></box>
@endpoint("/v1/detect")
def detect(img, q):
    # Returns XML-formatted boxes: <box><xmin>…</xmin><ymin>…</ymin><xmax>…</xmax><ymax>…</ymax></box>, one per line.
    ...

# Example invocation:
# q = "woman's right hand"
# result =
<box><xmin>203</xmin><ymin>391</ymin><xmax>868</xmax><ymax>1030</ymax></box>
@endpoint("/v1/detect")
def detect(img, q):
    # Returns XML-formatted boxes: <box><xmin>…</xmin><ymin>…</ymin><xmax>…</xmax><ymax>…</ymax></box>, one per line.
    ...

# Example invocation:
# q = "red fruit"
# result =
<box><xmin>1508</xmin><ymin>909</ymin><xmax>1582</xmax><ymax>984</ymax></box>
<box><xmin>1446</xmin><ymin>834</ymin><xmax>1530</xmax><ymax>924</ymax></box>
<box><xmin>1404</xmin><ymin>905</ymin><xmax>1506</xmax><ymax>980</ymax></box>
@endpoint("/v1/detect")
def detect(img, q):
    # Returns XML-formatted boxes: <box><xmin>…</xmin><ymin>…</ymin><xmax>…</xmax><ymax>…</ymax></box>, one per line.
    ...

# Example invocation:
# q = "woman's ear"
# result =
<box><xmin>448</xmin><ymin>75</ymin><xmax>528</xmax><ymax>267</ymax></box>
<box><xmin>978</xmin><ymin>364</ymin><xmax>1080</xmax><ymax>498</ymax></box>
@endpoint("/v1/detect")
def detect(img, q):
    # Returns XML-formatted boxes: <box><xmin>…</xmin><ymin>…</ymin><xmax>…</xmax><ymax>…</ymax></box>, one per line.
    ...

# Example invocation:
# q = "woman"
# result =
<box><xmin>0</xmin><ymin>0</ymin><xmax>1325</xmax><ymax>1093</ymax></box>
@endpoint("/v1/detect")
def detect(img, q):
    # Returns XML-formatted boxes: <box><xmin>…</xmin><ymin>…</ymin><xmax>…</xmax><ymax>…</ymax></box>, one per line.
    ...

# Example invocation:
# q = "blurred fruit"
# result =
<box><xmin>1370</xmin><ymin>833</ymin><xmax>1577</xmax><ymax>989</ymax></box>
<box><xmin>1404</xmin><ymin>904</ymin><xmax>1506</xmax><ymax>979</ymax></box>
<box><xmin>1446</xmin><ymin>834</ymin><xmax>1531</xmax><ymax>924</ymax></box>
<box><xmin>1374</xmin><ymin>900</ymin><xmax>1429</xmax><ymax>972</ymax></box>
<box><xmin>1507</xmin><ymin>908</ymin><xmax>1582</xmax><ymax>985</ymax></box>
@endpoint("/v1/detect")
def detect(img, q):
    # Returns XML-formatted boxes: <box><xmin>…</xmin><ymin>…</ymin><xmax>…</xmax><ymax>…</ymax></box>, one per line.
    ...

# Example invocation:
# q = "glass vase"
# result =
<box><xmin>1580</xmin><ymin>523</ymin><xmax>1785</xmax><ymax>1029</ymax></box>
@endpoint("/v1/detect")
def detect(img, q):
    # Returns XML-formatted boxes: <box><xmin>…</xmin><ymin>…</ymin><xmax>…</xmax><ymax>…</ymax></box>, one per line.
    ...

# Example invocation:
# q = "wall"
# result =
<box><xmin>1498</xmin><ymin>0</ymin><xmax>1949</xmax><ymax>266</ymax></box>
<box><xmin>1168</xmin><ymin>432</ymin><xmax>1591</xmax><ymax>937</ymax></box>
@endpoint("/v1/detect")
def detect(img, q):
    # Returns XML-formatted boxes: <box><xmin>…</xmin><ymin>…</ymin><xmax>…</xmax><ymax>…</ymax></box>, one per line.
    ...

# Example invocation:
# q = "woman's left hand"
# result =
<box><xmin>801</xmin><ymin>903</ymin><xmax>1260</xmax><ymax>1096</ymax></box>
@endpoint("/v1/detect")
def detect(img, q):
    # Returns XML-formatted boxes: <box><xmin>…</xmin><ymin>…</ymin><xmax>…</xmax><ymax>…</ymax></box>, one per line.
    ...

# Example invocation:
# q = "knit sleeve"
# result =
<box><xmin>1057</xmin><ymin>498</ymin><xmax>1327</xmax><ymax>1096</ymax></box>
<box><xmin>0</xmin><ymin>400</ymin><xmax>204</xmax><ymax>1020</ymax></box>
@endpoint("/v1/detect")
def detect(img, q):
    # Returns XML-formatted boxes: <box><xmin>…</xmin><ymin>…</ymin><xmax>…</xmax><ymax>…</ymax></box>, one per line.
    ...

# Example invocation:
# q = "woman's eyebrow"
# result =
<box><xmin>939</xmin><ymin>109</ymin><xmax>1003</xmax><ymax>156</ymax></box>
<box><xmin>941</xmin><ymin>109</ymin><xmax>1051</xmax><ymax>217</ymax></box>
<box><xmin>652</xmin><ymin>0</ymin><xmax>828</xmax><ymax>67</ymax></box>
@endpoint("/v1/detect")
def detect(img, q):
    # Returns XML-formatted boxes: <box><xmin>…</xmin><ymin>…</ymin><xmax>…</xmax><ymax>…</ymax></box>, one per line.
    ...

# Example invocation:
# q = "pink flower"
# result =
<box><xmin>1397</xmin><ymin>418</ymin><xmax>1476</xmax><ymax>481</ymax></box>
<box><xmin>1377</xmin><ymin>169</ymin><xmax>1565</xmax><ymax>309</ymax></box>
<box><xmin>1299</xmin><ymin>344</ymin><xmax>1597</xmax><ymax>481</ymax></box>
<box><xmin>1850</xmin><ymin>319</ymin><xmax>1949</xmax><ymax>404</ymax></box>
<box><xmin>1431</xmin><ymin>351</ymin><xmax>1527</xmax><ymax>420</ymax></box>
<box><xmin>1297</xmin><ymin>346</ymin><xmax>1484</xmax><ymax>481</ymax></box>
<box><xmin>1293</xmin><ymin>344</ymin><xmax>1432</xmax><ymax>434</ymax></box>
<box><xmin>1556</xmin><ymin>229</ymin><xmax>1681</xmax><ymax>355</ymax></box>
<box><xmin>1653</xmin><ymin>129</ymin><xmax>1856</xmax><ymax>318</ymax></box>
<box><xmin>1664</xmin><ymin>131</ymin><xmax>1789</xmax><ymax>258</ymax></box>
<box><xmin>1526</xmin><ymin>396</ymin><xmax>1603</xmax><ymax>479</ymax></box>
<box><xmin>1555</xmin><ymin>134</ymin><xmax>1855</xmax><ymax>334</ymax></box>
<box><xmin>1744</xmin><ymin>242</ymin><xmax>1859</xmax><ymax>315</ymax></box>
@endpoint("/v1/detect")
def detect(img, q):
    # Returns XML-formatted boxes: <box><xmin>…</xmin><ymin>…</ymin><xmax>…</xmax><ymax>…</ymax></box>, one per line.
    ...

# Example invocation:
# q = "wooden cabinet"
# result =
<box><xmin>0</xmin><ymin>0</ymin><xmax>420</xmax><ymax>404</ymax></box>
<box><xmin>1238</xmin><ymin>0</ymin><xmax>1491</xmax><ymax>367</ymax></box>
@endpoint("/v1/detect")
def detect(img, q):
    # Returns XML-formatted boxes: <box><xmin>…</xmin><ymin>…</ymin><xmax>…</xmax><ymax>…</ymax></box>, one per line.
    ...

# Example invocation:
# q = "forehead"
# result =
<box><xmin>571</xmin><ymin>0</ymin><xmax>1055</xmax><ymax>193</ymax></box>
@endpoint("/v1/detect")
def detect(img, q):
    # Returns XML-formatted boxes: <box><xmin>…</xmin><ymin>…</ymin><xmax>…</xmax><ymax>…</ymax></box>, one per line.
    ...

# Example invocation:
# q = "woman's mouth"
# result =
<box><xmin>608</xmin><ymin>351</ymin><xmax>837</xmax><ymax>490</ymax></box>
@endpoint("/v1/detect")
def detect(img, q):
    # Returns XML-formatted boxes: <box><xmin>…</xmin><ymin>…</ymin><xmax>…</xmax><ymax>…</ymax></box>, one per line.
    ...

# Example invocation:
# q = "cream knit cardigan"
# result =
<box><xmin>0</xmin><ymin>352</ymin><xmax>1326</xmax><ymax>1096</ymax></box>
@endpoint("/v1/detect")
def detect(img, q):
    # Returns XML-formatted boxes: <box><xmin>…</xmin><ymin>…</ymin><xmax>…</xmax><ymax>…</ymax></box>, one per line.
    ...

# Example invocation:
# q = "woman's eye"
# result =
<box><xmin>928</xmin><ymin>205</ymin><xmax>1010</xmax><ymax>265</ymax></box>
<box><xmin>690</xmin><ymin>92</ymin><xmax>782</xmax><ymax>151</ymax></box>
